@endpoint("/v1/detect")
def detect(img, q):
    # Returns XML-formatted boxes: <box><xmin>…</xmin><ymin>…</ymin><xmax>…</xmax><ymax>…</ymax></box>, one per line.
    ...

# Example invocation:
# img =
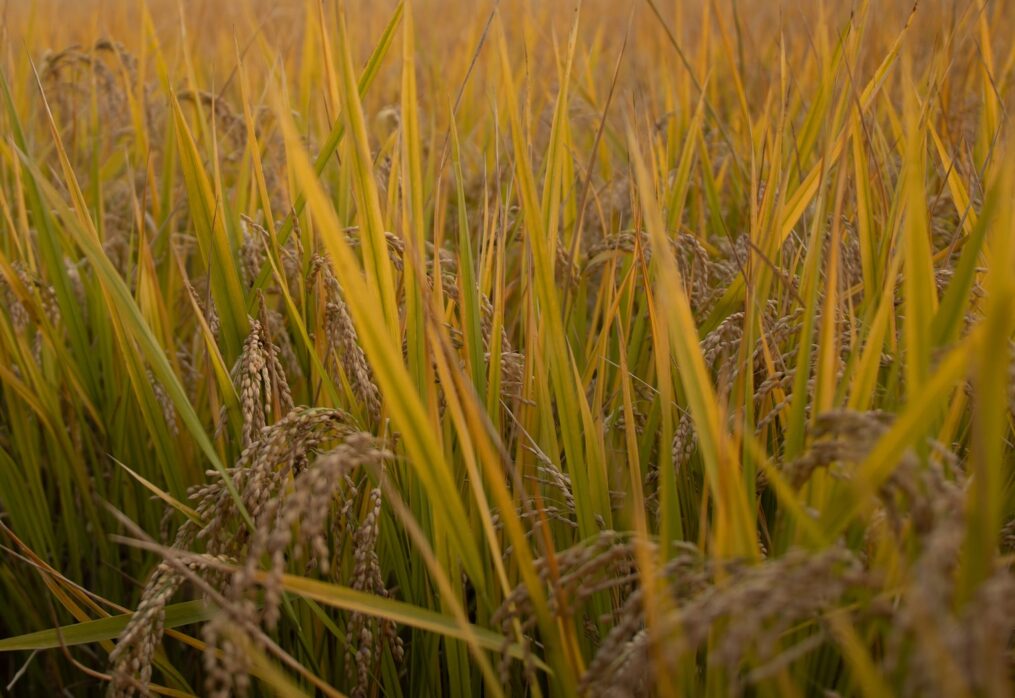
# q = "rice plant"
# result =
<box><xmin>1</xmin><ymin>0</ymin><xmax>1014</xmax><ymax>695</ymax></box>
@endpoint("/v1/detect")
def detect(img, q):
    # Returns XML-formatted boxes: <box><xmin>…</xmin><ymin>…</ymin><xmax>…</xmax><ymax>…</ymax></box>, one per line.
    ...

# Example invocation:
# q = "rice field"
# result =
<box><xmin>1</xmin><ymin>0</ymin><xmax>1014</xmax><ymax>695</ymax></box>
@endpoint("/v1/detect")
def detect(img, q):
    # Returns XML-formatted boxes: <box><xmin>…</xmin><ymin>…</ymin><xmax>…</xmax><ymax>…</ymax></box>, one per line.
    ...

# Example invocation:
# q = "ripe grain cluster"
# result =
<box><xmin>1</xmin><ymin>1</ymin><xmax>1014</xmax><ymax>695</ymax></box>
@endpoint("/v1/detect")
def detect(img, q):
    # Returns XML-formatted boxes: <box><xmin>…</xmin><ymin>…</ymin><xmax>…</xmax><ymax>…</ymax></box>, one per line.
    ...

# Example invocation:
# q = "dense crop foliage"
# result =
<box><xmin>2</xmin><ymin>0</ymin><xmax>1015</xmax><ymax>695</ymax></box>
